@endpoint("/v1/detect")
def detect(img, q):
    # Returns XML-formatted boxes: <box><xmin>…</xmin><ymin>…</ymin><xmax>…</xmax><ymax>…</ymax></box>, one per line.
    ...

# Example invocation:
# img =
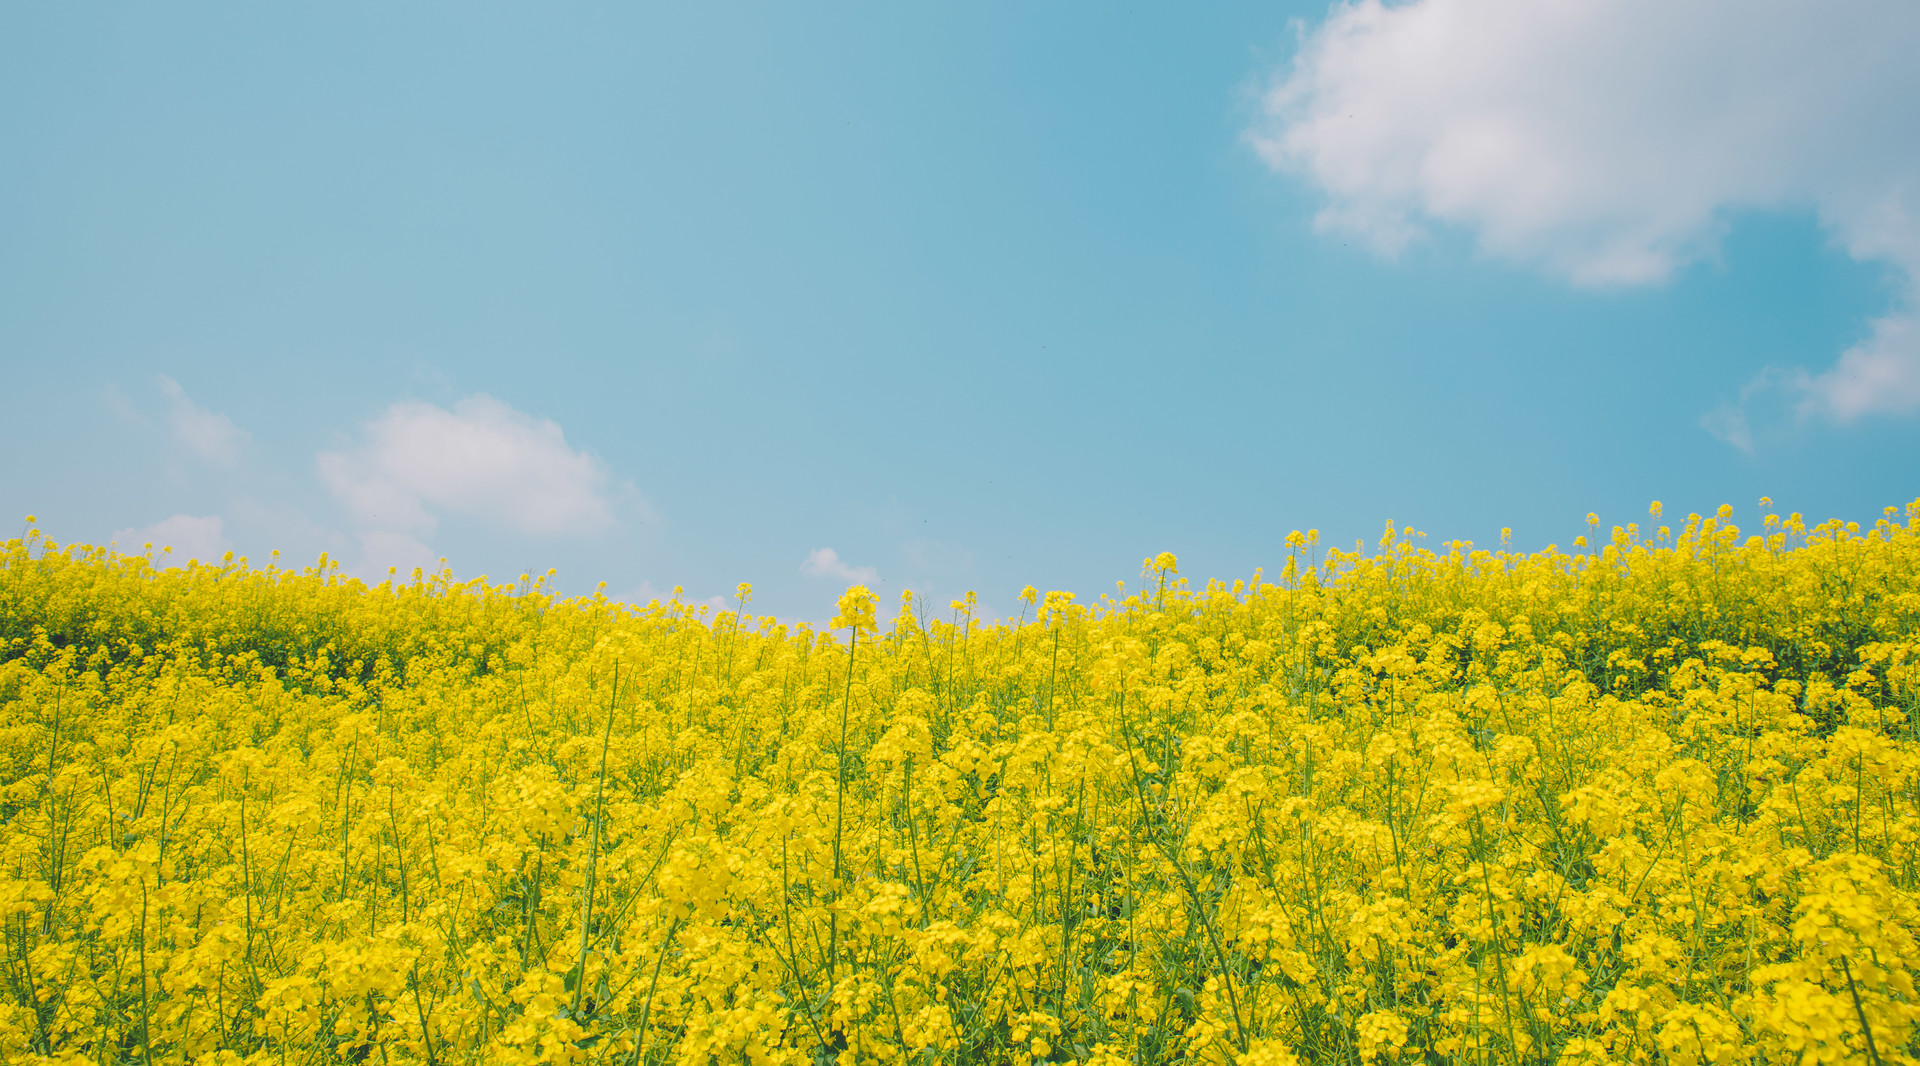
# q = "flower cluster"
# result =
<box><xmin>3</xmin><ymin>501</ymin><xmax>1920</xmax><ymax>1064</ymax></box>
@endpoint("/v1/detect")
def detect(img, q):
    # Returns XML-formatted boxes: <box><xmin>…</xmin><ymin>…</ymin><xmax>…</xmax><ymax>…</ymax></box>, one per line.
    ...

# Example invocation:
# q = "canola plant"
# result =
<box><xmin>3</xmin><ymin>503</ymin><xmax>1919</xmax><ymax>1065</ymax></box>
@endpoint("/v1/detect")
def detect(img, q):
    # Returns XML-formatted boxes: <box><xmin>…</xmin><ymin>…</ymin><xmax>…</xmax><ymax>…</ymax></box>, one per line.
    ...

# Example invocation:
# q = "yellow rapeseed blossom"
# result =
<box><xmin>832</xmin><ymin>583</ymin><xmax>877</xmax><ymax>632</ymax></box>
<box><xmin>3</xmin><ymin>504</ymin><xmax>1920</xmax><ymax>1064</ymax></box>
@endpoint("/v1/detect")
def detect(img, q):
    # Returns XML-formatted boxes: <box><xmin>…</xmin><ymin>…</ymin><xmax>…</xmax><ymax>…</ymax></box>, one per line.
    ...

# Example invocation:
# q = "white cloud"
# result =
<box><xmin>1253</xmin><ymin>0</ymin><xmax>1920</xmax><ymax>419</ymax></box>
<box><xmin>318</xmin><ymin>394</ymin><xmax>615</xmax><ymax>538</ymax></box>
<box><xmin>113</xmin><ymin>514</ymin><xmax>230</xmax><ymax>563</ymax></box>
<box><xmin>1801</xmin><ymin>314</ymin><xmax>1920</xmax><ymax>421</ymax></box>
<box><xmin>801</xmin><ymin>547</ymin><xmax>878</xmax><ymax>584</ymax></box>
<box><xmin>158</xmin><ymin>376</ymin><xmax>249</xmax><ymax>466</ymax></box>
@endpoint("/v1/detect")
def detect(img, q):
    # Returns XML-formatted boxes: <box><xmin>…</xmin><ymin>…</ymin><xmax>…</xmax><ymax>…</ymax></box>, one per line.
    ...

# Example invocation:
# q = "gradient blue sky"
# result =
<box><xmin>5</xmin><ymin>1</ymin><xmax>1917</xmax><ymax>620</ymax></box>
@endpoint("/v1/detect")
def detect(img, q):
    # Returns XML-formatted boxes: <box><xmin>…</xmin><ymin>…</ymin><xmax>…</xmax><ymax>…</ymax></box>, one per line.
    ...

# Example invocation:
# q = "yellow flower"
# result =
<box><xmin>7</xmin><ymin>496</ymin><xmax>1920</xmax><ymax>1065</ymax></box>
<box><xmin>1355</xmin><ymin>1011</ymin><xmax>1410</xmax><ymax>1061</ymax></box>
<box><xmin>1236</xmin><ymin>1039</ymin><xmax>1301</xmax><ymax>1066</ymax></box>
<box><xmin>833</xmin><ymin>584</ymin><xmax>877</xmax><ymax>631</ymax></box>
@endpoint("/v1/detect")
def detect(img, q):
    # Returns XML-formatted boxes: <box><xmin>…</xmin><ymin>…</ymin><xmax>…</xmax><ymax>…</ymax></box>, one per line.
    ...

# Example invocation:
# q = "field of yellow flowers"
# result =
<box><xmin>4</xmin><ymin>502</ymin><xmax>1920</xmax><ymax>1065</ymax></box>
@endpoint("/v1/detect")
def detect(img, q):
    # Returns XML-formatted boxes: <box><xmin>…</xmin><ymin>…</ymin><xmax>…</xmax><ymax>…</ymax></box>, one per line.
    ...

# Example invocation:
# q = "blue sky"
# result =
<box><xmin>4</xmin><ymin>1</ymin><xmax>1917</xmax><ymax>620</ymax></box>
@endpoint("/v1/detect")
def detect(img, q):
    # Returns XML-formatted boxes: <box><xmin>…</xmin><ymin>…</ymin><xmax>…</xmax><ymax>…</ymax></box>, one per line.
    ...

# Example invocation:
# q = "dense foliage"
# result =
<box><xmin>4</xmin><ymin>502</ymin><xmax>1919</xmax><ymax>1065</ymax></box>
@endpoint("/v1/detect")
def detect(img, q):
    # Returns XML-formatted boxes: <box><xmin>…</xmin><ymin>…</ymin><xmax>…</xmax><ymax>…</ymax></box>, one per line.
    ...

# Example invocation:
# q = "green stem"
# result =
<box><xmin>574</xmin><ymin>664</ymin><xmax>620</xmax><ymax>1018</ymax></box>
<box><xmin>829</xmin><ymin>626</ymin><xmax>856</xmax><ymax>988</ymax></box>
<box><xmin>1841</xmin><ymin>956</ymin><xmax>1884</xmax><ymax>1066</ymax></box>
<box><xmin>629</xmin><ymin>917</ymin><xmax>685</xmax><ymax>1066</ymax></box>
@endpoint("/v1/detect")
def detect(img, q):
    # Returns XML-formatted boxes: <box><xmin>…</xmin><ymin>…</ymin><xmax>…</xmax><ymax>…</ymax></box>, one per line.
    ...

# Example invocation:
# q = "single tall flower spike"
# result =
<box><xmin>832</xmin><ymin>583</ymin><xmax>877</xmax><ymax>631</ymax></box>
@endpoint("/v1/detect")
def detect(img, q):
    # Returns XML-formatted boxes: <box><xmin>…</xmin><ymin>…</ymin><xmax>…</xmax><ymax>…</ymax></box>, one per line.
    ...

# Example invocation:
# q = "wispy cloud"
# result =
<box><xmin>801</xmin><ymin>547</ymin><xmax>878</xmax><ymax>584</ymax></box>
<box><xmin>112</xmin><ymin>513</ymin><xmax>230</xmax><ymax>562</ymax></box>
<box><xmin>1252</xmin><ymin>0</ymin><xmax>1920</xmax><ymax>425</ymax></box>
<box><xmin>1699</xmin><ymin>371</ymin><xmax>1798</xmax><ymax>455</ymax></box>
<box><xmin>318</xmin><ymin>394</ymin><xmax>617</xmax><ymax>539</ymax></box>
<box><xmin>355</xmin><ymin>530</ymin><xmax>440</xmax><ymax>576</ymax></box>
<box><xmin>158</xmin><ymin>376</ymin><xmax>249</xmax><ymax>467</ymax></box>
<box><xmin>900</xmin><ymin>538</ymin><xmax>974</xmax><ymax>576</ymax></box>
<box><xmin>1799</xmin><ymin>314</ymin><xmax>1920</xmax><ymax>422</ymax></box>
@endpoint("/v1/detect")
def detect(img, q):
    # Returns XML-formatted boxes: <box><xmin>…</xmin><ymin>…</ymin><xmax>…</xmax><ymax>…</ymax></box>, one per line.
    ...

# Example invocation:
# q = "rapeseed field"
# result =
<box><xmin>4</xmin><ymin>503</ymin><xmax>1919</xmax><ymax>1065</ymax></box>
